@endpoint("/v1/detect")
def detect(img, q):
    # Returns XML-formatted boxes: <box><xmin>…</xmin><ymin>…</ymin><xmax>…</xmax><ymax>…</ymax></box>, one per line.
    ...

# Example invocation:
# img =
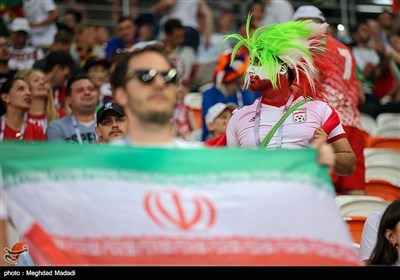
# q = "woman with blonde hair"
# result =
<box><xmin>16</xmin><ymin>69</ymin><xmax>59</xmax><ymax>134</ymax></box>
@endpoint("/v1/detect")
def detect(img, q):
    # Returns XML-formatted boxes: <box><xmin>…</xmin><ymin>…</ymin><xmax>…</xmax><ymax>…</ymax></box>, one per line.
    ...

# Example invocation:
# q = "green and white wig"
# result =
<box><xmin>224</xmin><ymin>15</ymin><xmax>328</xmax><ymax>97</ymax></box>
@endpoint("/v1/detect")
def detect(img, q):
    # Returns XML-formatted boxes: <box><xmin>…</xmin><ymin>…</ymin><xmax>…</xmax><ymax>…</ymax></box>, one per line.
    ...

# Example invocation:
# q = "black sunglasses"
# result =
<box><xmin>126</xmin><ymin>68</ymin><xmax>178</xmax><ymax>85</ymax></box>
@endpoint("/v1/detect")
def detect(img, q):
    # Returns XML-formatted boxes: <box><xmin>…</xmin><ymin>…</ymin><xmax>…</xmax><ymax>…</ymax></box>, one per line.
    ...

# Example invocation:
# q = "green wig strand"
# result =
<box><xmin>224</xmin><ymin>15</ymin><xmax>327</xmax><ymax>92</ymax></box>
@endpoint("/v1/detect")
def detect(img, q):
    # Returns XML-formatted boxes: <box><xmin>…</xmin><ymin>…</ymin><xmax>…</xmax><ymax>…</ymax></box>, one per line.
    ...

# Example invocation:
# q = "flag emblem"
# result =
<box><xmin>144</xmin><ymin>189</ymin><xmax>216</xmax><ymax>231</ymax></box>
<box><xmin>292</xmin><ymin>109</ymin><xmax>307</xmax><ymax>123</ymax></box>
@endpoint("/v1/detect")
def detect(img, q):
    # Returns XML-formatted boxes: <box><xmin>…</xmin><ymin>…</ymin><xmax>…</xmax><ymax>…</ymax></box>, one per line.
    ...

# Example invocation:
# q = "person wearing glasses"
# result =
<box><xmin>110</xmin><ymin>44</ymin><xmax>200</xmax><ymax>147</ymax></box>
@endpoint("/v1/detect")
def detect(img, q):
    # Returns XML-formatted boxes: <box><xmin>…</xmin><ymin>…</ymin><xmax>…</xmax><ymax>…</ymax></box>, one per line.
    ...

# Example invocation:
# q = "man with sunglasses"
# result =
<box><xmin>110</xmin><ymin>44</ymin><xmax>200</xmax><ymax>147</ymax></box>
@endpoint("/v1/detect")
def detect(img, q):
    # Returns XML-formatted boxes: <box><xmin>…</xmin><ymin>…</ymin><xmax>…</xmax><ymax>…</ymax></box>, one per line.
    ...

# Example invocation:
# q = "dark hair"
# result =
<box><xmin>368</xmin><ymin>199</ymin><xmax>400</xmax><ymax>265</ymax></box>
<box><xmin>53</xmin><ymin>29</ymin><xmax>74</xmax><ymax>45</ymax></box>
<box><xmin>164</xmin><ymin>18</ymin><xmax>183</xmax><ymax>35</ymax></box>
<box><xmin>110</xmin><ymin>44</ymin><xmax>173</xmax><ymax>90</ymax></box>
<box><xmin>117</xmin><ymin>16</ymin><xmax>135</xmax><ymax>25</ymax></box>
<box><xmin>66</xmin><ymin>75</ymin><xmax>94</xmax><ymax>96</ymax></box>
<box><xmin>276</xmin><ymin>57</ymin><xmax>294</xmax><ymax>85</ymax></box>
<box><xmin>248</xmin><ymin>0</ymin><xmax>265</xmax><ymax>11</ymax></box>
<box><xmin>55</xmin><ymin>23</ymin><xmax>74</xmax><ymax>36</ymax></box>
<box><xmin>64</xmin><ymin>9</ymin><xmax>83</xmax><ymax>25</ymax></box>
<box><xmin>43</xmin><ymin>51</ymin><xmax>75</xmax><ymax>73</ymax></box>
<box><xmin>287</xmin><ymin>67</ymin><xmax>294</xmax><ymax>85</ymax></box>
<box><xmin>354</xmin><ymin>20</ymin><xmax>369</xmax><ymax>33</ymax></box>
<box><xmin>0</xmin><ymin>77</ymin><xmax>26</xmax><ymax>95</ymax></box>
<box><xmin>110</xmin><ymin>49</ymin><xmax>129</xmax><ymax>67</ymax></box>
<box><xmin>0</xmin><ymin>77</ymin><xmax>27</xmax><ymax>113</ymax></box>
<box><xmin>0</xmin><ymin>98</ymin><xmax>4</xmax><ymax>115</ymax></box>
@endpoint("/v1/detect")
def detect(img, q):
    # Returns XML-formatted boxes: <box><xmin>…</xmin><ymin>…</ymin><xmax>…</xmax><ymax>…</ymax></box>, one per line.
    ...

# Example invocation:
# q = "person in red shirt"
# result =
<box><xmin>0</xmin><ymin>77</ymin><xmax>46</xmax><ymax>141</ymax></box>
<box><xmin>16</xmin><ymin>69</ymin><xmax>60</xmax><ymax>135</ymax></box>
<box><xmin>215</xmin><ymin>15</ymin><xmax>355</xmax><ymax>177</ymax></box>
<box><xmin>293</xmin><ymin>5</ymin><xmax>366</xmax><ymax>195</ymax></box>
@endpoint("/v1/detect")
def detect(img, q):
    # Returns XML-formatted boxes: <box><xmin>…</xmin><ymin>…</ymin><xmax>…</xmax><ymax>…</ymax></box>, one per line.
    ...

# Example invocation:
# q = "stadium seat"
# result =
<box><xmin>375</xmin><ymin>113</ymin><xmax>400</xmax><ymax>138</ymax></box>
<box><xmin>343</xmin><ymin>216</ymin><xmax>367</xmax><ymax>244</ymax></box>
<box><xmin>375</xmin><ymin>127</ymin><xmax>400</xmax><ymax>138</ymax></box>
<box><xmin>359</xmin><ymin>113</ymin><xmax>377</xmax><ymax>136</ymax></box>
<box><xmin>364</xmin><ymin>148</ymin><xmax>400</xmax><ymax>168</ymax></box>
<box><xmin>364</xmin><ymin>148</ymin><xmax>400</xmax><ymax>188</ymax></box>
<box><xmin>335</xmin><ymin>195</ymin><xmax>385</xmax><ymax>208</ymax></box>
<box><xmin>337</xmin><ymin>194</ymin><xmax>391</xmax><ymax>244</ymax></box>
<box><xmin>365</xmin><ymin>137</ymin><xmax>400</xmax><ymax>150</ymax></box>
<box><xmin>365</xmin><ymin>166</ymin><xmax>399</xmax><ymax>187</ymax></box>
<box><xmin>376</xmin><ymin>113</ymin><xmax>400</xmax><ymax>128</ymax></box>
<box><xmin>364</xmin><ymin>180</ymin><xmax>400</xmax><ymax>202</ymax></box>
<box><xmin>336</xmin><ymin>195</ymin><xmax>390</xmax><ymax>216</ymax></box>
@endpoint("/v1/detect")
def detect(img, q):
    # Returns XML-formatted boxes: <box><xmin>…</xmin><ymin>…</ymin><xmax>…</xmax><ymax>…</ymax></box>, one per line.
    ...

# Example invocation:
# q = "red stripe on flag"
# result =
<box><xmin>23</xmin><ymin>234</ymin><xmax>361</xmax><ymax>265</ymax></box>
<box><xmin>23</xmin><ymin>223</ymin><xmax>82</xmax><ymax>265</ymax></box>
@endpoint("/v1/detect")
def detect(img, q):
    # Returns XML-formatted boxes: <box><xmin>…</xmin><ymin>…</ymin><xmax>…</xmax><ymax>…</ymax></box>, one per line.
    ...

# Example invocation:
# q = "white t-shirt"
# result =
<box><xmin>160</xmin><ymin>0</ymin><xmax>199</xmax><ymax>30</ymax></box>
<box><xmin>359</xmin><ymin>211</ymin><xmax>383</xmax><ymax>261</ymax></box>
<box><xmin>352</xmin><ymin>47</ymin><xmax>380</xmax><ymax>71</ymax></box>
<box><xmin>23</xmin><ymin>0</ymin><xmax>58</xmax><ymax>47</ymax></box>
<box><xmin>226</xmin><ymin>96</ymin><xmax>345</xmax><ymax>148</ymax></box>
<box><xmin>8</xmin><ymin>46</ymin><xmax>44</xmax><ymax>71</ymax></box>
<box><xmin>260</xmin><ymin>0</ymin><xmax>294</xmax><ymax>25</ymax></box>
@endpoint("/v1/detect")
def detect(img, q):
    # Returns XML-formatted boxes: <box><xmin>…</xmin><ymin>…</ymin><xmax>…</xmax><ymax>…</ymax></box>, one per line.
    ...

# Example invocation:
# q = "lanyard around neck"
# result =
<box><xmin>254</xmin><ymin>93</ymin><xmax>295</xmax><ymax>147</ymax></box>
<box><xmin>259</xmin><ymin>96</ymin><xmax>311</xmax><ymax>149</ymax></box>
<box><xmin>71</xmin><ymin>115</ymin><xmax>98</xmax><ymax>144</ymax></box>
<box><xmin>42</xmin><ymin>118</ymin><xmax>48</xmax><ymax>134</ymax></box>
<box><xmin>0</xmin><ymin>112</ymin><xmax>28</xmax><ymax>141</ymax></box>
<box><xmin>255</xmin><ymin>94</ymin><xmax>312</xmax><ymax>148</ymax></box>
<box><xmin>54</xmin><ymin>89</ymin><xmax>60</xmax><ymax>109</ymax></box>
<box><xmin>71</xmin><ymin>115</ymin><xmax>83</xmax><ymax>145</ymax></box>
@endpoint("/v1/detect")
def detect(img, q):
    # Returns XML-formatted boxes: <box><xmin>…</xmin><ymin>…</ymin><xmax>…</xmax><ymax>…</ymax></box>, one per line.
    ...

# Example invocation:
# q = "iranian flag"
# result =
<box><xmin>1</xmin><ymin>142</ymin><xmax>360</xmax><ymax>265</ymax></box>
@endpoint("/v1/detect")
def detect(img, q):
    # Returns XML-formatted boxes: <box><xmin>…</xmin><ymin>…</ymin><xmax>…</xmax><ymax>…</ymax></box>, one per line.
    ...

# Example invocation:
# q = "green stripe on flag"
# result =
<box><xmin>1</xmin><ymin>142</ymin><xmax>333</xmax><ymax>193</ymax></box>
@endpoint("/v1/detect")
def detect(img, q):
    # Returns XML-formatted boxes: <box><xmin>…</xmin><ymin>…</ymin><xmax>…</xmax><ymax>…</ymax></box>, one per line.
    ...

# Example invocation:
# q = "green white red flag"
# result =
<box><xmin>1</xmin><ymin>142</ymin><xmax>360</xmax><ymax>265</ymax></box>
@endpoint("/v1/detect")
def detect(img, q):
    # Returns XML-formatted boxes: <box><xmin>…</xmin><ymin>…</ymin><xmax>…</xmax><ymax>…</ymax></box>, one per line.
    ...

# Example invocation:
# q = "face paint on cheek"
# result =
<box><xmin>247</xmin><ymin>63</ymin><xmax>287</xmax><ymax>78</ymax></box>
<box><xmin>244</xmin><ymin>63</ymin><xmax>288</xmax><ymax>91</ymax></box>
<box><xmin>247</xmin><ymin>65</ymin><xmax>269</xmax><ymax>80</ymax></box>
<box><xmin>244</xmin><ymin>65</ymin><xmax>266</xmax><ymax>89</ymax></box>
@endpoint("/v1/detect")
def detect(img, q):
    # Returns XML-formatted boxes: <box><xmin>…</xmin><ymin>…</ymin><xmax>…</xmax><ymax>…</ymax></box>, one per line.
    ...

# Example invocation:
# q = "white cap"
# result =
<box><xmin>292</xmin><ymin>5</ymin><xmax>326</xmax><ymax>22</ymax></box>
<box><xmin>205</xmin><ymin>102</ymin><xmax>237</xmax><ymax>126</ymax></box>
<box><xmin>9</xmin><ymin>17</ymin><xmax>31</xmax><ymax>33</ymax></box>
